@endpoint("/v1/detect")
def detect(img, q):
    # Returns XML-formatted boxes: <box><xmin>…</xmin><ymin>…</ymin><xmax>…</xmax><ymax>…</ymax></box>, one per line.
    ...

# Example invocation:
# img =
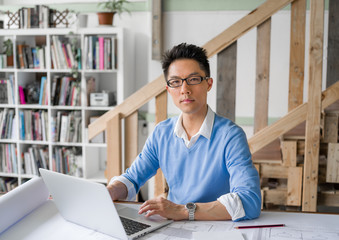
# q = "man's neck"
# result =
<box><xmin>182</xmin><ymin>106</ymin><xmax>208</xmax><ymax>140</ymax></box>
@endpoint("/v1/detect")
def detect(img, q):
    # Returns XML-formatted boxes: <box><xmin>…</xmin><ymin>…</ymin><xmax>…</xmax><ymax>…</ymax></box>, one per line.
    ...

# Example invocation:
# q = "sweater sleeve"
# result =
<box><xmin>224</xmin><ymin>126</ymin><xmax>261</xmax><ymax>221</ymax></box>
<box><xmin>121</xmin><ymin>127</ymin><xmax>160</xmax><ymax>194</ymax></box>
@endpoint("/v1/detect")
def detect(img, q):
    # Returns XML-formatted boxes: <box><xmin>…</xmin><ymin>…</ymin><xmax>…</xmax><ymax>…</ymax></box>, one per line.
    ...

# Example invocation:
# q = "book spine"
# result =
<box><xmin>99</xmin><ymin>37</ymin><xmax>104</xmax><ymax>70</ymax></box>
<box><xmin>19</xmin><ymin>86</ymin><xmax>26</xmax><ymax>104</ymax></box>
<box><xmin>39</xmin><ymin>76</ymin><xmax>46</xmax><ymax>105</ymax></box>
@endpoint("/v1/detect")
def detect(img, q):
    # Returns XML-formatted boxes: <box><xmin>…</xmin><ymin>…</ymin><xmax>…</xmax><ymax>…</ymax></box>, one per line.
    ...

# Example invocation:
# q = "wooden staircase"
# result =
<box><xmin>88</xmin><ymin>0</ymin><xmax>339</xmax><ymax>212</ymax></box>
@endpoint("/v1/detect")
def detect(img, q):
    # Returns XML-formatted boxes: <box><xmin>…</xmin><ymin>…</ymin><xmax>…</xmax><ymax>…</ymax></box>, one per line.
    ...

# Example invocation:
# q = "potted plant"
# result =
<box><xmin>3</xmin><ymin>39</ymin><xmax>13</xmax><ymax>67</ymax></box>
<box><xmin>97</xmin><ymin>0</ymin><xmax>130</xmax><ymax>25</ymax></box>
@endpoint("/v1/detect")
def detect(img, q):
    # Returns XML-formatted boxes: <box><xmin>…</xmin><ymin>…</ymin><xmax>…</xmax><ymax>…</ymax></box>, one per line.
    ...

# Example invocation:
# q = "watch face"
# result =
<box><xmin>186</xmin><ymin>202</ymin><xmax>196</xmax><ymax>210</ymax></box>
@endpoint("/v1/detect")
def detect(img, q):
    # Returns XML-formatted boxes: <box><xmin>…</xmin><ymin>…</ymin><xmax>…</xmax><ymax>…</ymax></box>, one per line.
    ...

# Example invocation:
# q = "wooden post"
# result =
<box><xmin>288</xmin><ymin>0</ymin><xmax>306</xmax><ymax>111</ymax></box>
<box><xmin>105</xmin><ymin>113</ymin><xmax>122</xmax><ymax>183</ymax></box>
<box><xmin>254</xmin><ymin>18</ymin><xmax>271</xmax><ymax>133</ymax></box>
<box><xmin>216</xmin><ymin>42</ymin><xmax>237</xmax><ymax>122</ymax></box>
<box><xmin>154</xmin><ymin>91</ymin><xmax>168</xmax><ymax>197</ymax></box>
<box><xmin>302</xmin><ymin>0</ymin><xmax>324</xmax><ymax>212</ymax></box>
<box><xmin>152</xmin><ymin>0</ymin><xmax>162</xmax><ymax>60</ymax></box>
<box><xmin>125</xmin><ymin>111</ymin><xmax>138</xmax><ymax>170</ymax></box>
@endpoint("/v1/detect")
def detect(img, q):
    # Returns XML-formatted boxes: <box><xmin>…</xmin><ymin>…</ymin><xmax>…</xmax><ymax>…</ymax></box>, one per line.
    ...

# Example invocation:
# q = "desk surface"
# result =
<box><xmin>1</xmin><ymin>200</ymin><xmax>339</xmax><ymax>240</ymax></box>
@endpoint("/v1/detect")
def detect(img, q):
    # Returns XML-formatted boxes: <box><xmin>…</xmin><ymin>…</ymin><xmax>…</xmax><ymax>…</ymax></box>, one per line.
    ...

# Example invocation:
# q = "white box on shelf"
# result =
<box><xmin>90</xmin><ymin>92</ymin><xmax>116</xmax><ymax>107</ymax></box>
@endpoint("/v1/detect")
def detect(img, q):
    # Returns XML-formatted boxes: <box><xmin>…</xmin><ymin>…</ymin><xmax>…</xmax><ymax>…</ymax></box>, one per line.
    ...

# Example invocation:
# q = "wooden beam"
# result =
<box><xmin>287</xmin><ymin>167</ymin><xmax>303</xmax><ymax>206</ymax></box>
<box><xmin>88</xmin><ymin>76</ymin><xmax>166</xmax><ymax>140</ymax></box>
<box><xmin>125</xmin><ymin>111</ymin><xmax>138</xmax><ymax>170</ymax></box>
<box><xmin>105</xmin><ymin>114</ymin><xmax>122</xmax><ymax>183</ymax></box>
<box><xmin>264</xmin><ymin>189</ymin><xmax>287</xmax><ymax>205</ymax></box>
<box><xmin>281</xmin><ymin>141</ymin><xmax>297</xmax><ymax>167</ymax></box>
<box><xmin>152</xmin><ymin>0</ymin><xmax>162</xmax><ymax>60</ymax></box>
<box><xmin>154</xmin><ymin>91</ymin><xmax>168</xmax><ymax>197</ymax></box>
<box><xmin>203</xmin><ymin>0</ymin><xmax>294</xmax><ymax>57</ymax></box>
<box><xmin>248</xmin><ymin>80</ymin><xmax>339</xmax><ymax>155</ymax></box>
<box><xmin>302</xmin><ymin>0</ymin><xmax>324</xmax><ymax>212</ymax></box>
<box><xmin>326</xmin><ymin>143</ymin><xmax>339</xmax><ymax>183</ymax></box>
<box><xmin>318</xmin><ymin>192</ymin><xmax>339</xmax><ymax>207</ymax></box>
<box><xmin>260</xmin><ymin>164</ymin><xmax>289</xmax><ymax>179</ymax></box>
<box><xmin>216</xmin><ymin>42</ymin><xmax>237</xmax><ymax>122</ymax></box>
<box><xmin>323</xmin><ymin>114</ymin><xmax>339</xmax><ymax>143</ymax></box>
<box><xmin>288</xmin><ymin>0</ymin><xmax>306</xmax><ymax>111</ymax></box>
<box><xmin>326</xmin><ymin>0</ymin><xmax>339</xmax><ymax>88</ymax></box>
<box><xmin>254</xmin><ymin>18</ymin><xmax>271</xmax><ymax>133</ymax></box>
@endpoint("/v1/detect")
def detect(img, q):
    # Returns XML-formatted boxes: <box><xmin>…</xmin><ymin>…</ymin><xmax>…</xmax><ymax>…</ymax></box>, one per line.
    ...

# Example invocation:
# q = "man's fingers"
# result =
<box><xmin>139</xmin><ymin>202</ymin><xmax>158</xmax><ymax>214</ymax></box>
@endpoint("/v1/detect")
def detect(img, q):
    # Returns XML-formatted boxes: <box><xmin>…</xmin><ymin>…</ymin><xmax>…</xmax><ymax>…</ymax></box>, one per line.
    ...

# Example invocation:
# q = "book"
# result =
<box><xmin>62</xmin><ymin>43</ymin><xmax>71</xmax><ymax>68</ymax></box>
<box><xmin>32</xmin><ymin>47</ymin><xmax>39</xmax><ymax>69</ymax></box>
<box><xmin>38</xmin><ymin>47</ymin><xmax>45</xmax><ymax>69</ymax></box>
<box><xmin>17</xmin><ymin>44</ymin><xmax>26</xmax><ymax>69</ymax></box>
<box><xmin>19</xmin><ymin>86</ymin><xmax>26</xmax><ymax>104</ymax></box>
<box><xmin>25</xmin><ymin>46</ymin><xmax>34</xmax><ymax>68</ymax></box>
<box><xmin>59</xmin><ymin>115</ymin><xmax>68</xmax><ymax>142</ymax></box>
<box><xmin>39</xmin><ymin>76</ymin><xmax>46</xmax><ymax>105</ymax></box>
<box><xmin>99</xmin><ymin>37</ymin><xmax>104</xmax><ymax>70</ymax></box>
<box><xmin>0</xmin><ymin>80</ymin><xmax>8</xmax><ymax>104</ymax></box>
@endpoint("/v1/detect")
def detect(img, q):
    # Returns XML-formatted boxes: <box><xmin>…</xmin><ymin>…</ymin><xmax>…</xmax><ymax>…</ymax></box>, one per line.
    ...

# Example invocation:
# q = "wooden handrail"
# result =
<box><xmin>203</xmin><ymin>0</ymin><xmax>294</xmax><ymax>57</ymax></box>
<box><xmin>88</xmin><ymin>75</ymin><xmax>166</xmax><ymax>140</ymax></box>
<box><xmin>248</xmin><ymin>80</ymin><xmax>339</xmax><ymax>154</ymax></box>
<box><xmin>88</xmin><ymin>0</ymin><xmax>295</xmax><ymax>140</ymax></box>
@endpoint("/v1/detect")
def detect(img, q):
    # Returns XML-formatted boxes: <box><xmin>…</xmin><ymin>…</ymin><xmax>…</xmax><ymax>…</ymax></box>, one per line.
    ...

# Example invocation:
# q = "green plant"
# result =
<box><xmin>3</xmin><ymin>39</ymin><xmax>13</xmax><ymax>56</ymax></box>
<box><xmin>97</xmin><ymin>0</ymin><xmax>131</xmax><ymax>15</ymax></box>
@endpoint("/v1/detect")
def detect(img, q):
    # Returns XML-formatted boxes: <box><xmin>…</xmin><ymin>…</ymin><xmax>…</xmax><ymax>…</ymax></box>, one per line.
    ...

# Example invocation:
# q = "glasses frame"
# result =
<box><xmin>166</xmin><ymin>76</ymin><xmax>210</xmax><ymax>88</ymax></box>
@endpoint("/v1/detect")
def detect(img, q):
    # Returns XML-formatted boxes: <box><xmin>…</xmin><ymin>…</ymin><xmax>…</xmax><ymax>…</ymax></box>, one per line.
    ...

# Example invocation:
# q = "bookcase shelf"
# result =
<box><xmin>0</xmin><ymin>27</ymin><xmax>133</xmax><ymax>192</ymax></box>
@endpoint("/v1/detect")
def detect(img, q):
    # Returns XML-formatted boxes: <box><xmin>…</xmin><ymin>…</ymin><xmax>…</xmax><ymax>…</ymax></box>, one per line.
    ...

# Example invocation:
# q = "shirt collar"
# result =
<box><xmin>174</xmin><ymin>105</ymin><xmax>215</xmax><ymax>140</ymax></box>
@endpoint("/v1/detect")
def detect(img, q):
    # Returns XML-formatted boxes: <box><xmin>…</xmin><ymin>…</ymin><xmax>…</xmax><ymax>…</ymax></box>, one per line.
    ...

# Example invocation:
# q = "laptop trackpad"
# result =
<box><xmin>117</xmin><ymin>206</ymin><xmax>169</xmax><ymax>223</ymax></box>
<box><xmin>117</xmin><ymin>206</ymin><xmax>141</xmax><ymax>219</ymax></box>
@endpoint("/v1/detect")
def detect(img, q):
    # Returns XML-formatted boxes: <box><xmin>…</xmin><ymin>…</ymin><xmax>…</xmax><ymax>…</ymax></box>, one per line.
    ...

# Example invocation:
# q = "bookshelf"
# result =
<box><xmin>0</xmin><ymin>27</ymin><xmax>133</xmax><ymax>193</ymax></box>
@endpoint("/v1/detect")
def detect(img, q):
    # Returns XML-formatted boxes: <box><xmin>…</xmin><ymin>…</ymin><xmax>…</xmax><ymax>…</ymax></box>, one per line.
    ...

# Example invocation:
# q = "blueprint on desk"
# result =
<box><xmin>139</xmin><ymin>211</ymin><xmax>339</xmax><ymax>240</ymax></box>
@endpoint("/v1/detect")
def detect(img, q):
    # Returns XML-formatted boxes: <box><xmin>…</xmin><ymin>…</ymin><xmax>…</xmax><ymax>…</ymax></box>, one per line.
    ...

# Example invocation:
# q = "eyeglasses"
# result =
<box><xmin>166</xmin><ymin>76</ymin><xmax>209</xmax><ymax>88</ymax></box>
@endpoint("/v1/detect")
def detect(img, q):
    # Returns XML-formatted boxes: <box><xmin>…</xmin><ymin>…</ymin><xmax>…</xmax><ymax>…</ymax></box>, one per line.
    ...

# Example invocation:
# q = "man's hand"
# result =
<box><xmin>107</xmin><ymin>180</ymin><xmax>128</xmax><ymax>201</ymax></box>
<box><xmin>138</xmin><ymin>197</ymin><xmax>188</xmax><ymax>221</ymax></box>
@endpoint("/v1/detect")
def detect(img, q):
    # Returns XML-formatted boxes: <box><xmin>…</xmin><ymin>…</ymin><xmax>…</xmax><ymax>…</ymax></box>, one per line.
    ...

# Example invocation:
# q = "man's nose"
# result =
<box><xmin>180</xmin><ymin>80</ymin><xmax>191</xmax><ymax>94</ymax></box>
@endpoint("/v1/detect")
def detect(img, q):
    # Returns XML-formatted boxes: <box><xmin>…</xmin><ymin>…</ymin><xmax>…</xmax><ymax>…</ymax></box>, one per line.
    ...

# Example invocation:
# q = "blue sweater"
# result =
<box><xmin>122</xmin><ymin>114</ymin><xmax>261</xmax><ymax>220</ymax></box>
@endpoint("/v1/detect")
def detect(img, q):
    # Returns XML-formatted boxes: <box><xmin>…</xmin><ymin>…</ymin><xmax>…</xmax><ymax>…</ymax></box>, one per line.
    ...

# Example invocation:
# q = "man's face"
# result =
<box><xmin>166</xmin><ymin>59</ymin><xmax>213</xmax><ymax>116</ymax></box>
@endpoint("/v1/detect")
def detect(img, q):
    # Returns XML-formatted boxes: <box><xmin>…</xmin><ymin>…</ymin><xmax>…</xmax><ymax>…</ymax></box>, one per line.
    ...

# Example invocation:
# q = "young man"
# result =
<box><xmin>107</xmin><ymin>43</ymin><xmax>261</xmax><ymax>221</ymax></box>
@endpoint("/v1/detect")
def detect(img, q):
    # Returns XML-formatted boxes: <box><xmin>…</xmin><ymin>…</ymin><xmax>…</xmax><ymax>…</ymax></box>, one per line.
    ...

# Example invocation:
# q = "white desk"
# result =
<box><xmin>1</xmin><ymin>178</ymin><xmax>339</xmax><ymax>240</ymax></box>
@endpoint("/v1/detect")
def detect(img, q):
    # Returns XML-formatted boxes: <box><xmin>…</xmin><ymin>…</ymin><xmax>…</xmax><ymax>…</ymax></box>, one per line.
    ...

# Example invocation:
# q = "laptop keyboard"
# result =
<box><xmin>120</xmin><ymin>216</ymin><xmax>151</xmax><ymax>236</ymax></box>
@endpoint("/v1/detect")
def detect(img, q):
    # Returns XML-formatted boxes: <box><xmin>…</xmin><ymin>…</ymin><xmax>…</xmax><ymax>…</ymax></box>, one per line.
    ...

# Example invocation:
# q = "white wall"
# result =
<box><xmin>86</xmin><ymin>9</ymin><xmax>329</xmax><ymax>125</ymax></box>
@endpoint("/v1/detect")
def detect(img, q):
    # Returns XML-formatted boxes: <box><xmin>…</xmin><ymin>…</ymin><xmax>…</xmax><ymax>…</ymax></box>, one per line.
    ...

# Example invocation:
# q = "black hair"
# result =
<box><xmin>161</xmin><ymin>43</ymin><xmax>210</xmax><ymax>79</ymax></box>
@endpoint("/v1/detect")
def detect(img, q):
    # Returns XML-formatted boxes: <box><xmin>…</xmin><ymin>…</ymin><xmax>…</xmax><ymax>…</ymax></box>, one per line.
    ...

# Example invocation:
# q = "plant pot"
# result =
<box><xmin>97</xmin><ymin>12</ymin><xmax>116</xmax><ymax>25</ymax></box>
<box><xmin>6</xmin><ymin>55</ymin><xmax>13</xmax><ymax>67</ymax></box>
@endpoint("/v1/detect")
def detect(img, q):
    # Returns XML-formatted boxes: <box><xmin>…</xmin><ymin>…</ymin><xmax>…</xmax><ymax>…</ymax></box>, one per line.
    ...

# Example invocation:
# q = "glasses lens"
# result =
<box><xmin>168</xmin><ymin>79</ymin><xmax>182</xmax><ymax>88</ymax></box>
<box><xmin>187</xmin><ymin>77</ymin><xmax>202</xmax><ymax>85</ymax></box>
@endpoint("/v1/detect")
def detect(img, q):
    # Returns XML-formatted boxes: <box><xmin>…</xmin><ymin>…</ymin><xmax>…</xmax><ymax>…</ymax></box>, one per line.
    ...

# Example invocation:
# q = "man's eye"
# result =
<box><xmin>189</xmin><ymin>77</ymin><xmax>201</xmax><ymax>82</ymax></box>
<box><xmin>170</xmin><ymin>80</ymin><xmax>181</xmax><ymax>85</ymax></box>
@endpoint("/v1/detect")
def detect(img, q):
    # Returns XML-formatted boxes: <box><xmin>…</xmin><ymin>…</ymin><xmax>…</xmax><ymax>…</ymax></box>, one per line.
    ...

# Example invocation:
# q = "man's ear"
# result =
<box><xmin>207</xmin><ymin>78</ymin><xmax>213</xmax><ymax>92</ymax></box>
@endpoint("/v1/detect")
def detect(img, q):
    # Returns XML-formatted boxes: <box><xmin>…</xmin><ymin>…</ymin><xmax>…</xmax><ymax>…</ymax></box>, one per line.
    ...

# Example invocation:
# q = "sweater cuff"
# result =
<box><xmin>109</xmin><ymin>176</ymin><xmax>137</xmax><ymax>201</ymax></box>
<box><xmin>217</xmin><ymin>193</ymin><xmax>245</xmax><ymax>221</ymax></box>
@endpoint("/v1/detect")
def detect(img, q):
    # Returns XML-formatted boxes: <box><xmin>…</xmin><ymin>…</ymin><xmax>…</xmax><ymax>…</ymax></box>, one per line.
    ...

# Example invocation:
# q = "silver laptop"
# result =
<box><xmin>39</xmin><ymin>168</ymin><xmax>173</xmax><ymax>240</ymax></box>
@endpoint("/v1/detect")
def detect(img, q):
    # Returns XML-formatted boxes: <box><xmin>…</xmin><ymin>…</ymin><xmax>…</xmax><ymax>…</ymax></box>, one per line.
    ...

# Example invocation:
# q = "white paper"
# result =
<box><xmin>193</xmin><ymin>230</ymin><xmax>244</xmax><ymax>240</ymax></box>
<box><xmin>0</xmin><ymin>177</ymin><xmax>49</xmax><ymax>234</ymax></box>
<box><xmin>0</xmin><ymin>200</ymin><xmax>118</xmax><ymax>240</ymax></box>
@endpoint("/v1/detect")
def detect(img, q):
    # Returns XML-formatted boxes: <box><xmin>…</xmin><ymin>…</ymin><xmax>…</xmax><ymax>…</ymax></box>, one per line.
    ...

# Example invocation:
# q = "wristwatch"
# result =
<box><xmin>185</xmin><ymin>202</ymin><xmax>197</xmax><ymax>221</ymax></box>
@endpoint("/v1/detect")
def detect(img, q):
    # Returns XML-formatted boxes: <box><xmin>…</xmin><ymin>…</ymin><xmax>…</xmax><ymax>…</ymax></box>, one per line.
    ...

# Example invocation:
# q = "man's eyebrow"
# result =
<box><xmin>169</xmin><ymin>72</ymin><xmax>201</xmax><ymax>79</ymax></box>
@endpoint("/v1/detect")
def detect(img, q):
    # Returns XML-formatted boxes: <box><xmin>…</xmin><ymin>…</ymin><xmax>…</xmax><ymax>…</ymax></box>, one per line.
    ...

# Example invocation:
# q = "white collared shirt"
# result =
<box><xmin>174</xmin><ymin>105</ymin><xmax>214</xmax><ymax>148</ymax></box>
<box><xmin>110</xmin><ymin>106</ymin><xmax>245</xmax><ymax>221</ymax></box>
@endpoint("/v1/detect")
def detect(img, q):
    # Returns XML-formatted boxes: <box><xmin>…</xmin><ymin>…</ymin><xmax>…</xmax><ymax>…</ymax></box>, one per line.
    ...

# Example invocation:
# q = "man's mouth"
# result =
<box><xmin>181</xmin><ymin>99</ymin><xmax>194</xmax><ymax>103</ymax></box>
